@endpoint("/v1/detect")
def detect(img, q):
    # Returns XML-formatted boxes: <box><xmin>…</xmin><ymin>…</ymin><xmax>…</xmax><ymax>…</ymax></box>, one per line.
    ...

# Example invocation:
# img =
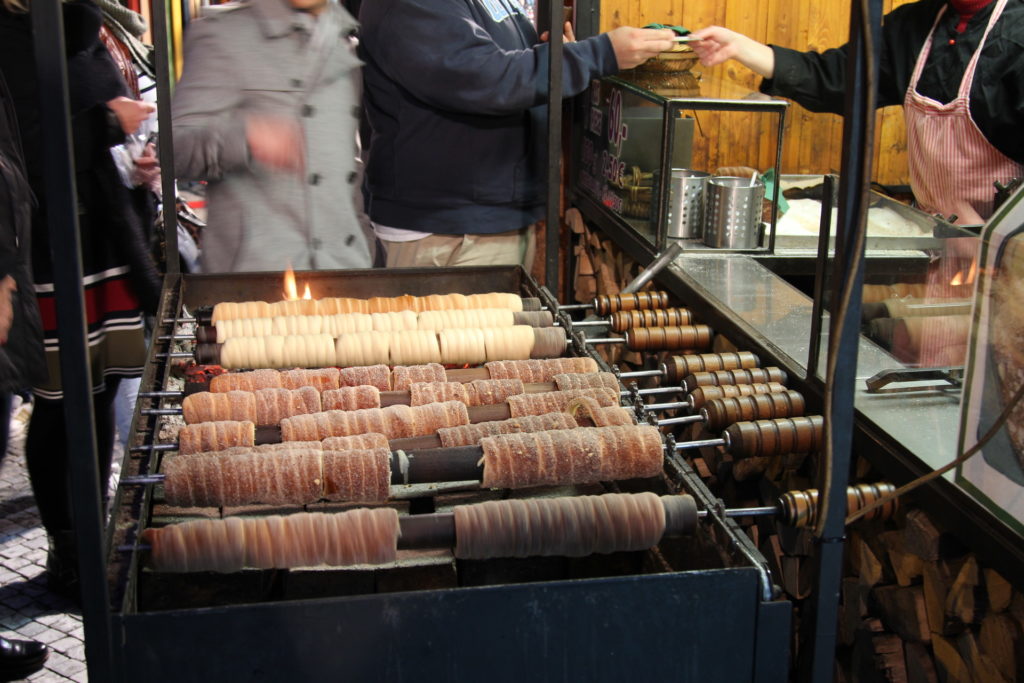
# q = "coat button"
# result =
<box><xmin>351</xmin><ymin>105</ymin><xmax>360</xmax><ymax>118</ymax></box>
<box><xmin>345</xmin><ymin>234</ymin><xmax>356</xmax><ymax>246</ymax></box>
<box><xmin>311</xmin><ymin>238</ymin><xmax>322</xmax><ymax>250</ymax></box>
<box><xmin>309</xmin><ymin>173</ymin><xmax>321</xmax><ymax>185</ymax></box>
<box><xmin>291</xmin><ymin>78</ymin><xmax>303</xmax><ymax>88</ymax></box>
<box><xmin>347</xmin><ymin>172</ymin><xmax>357</xmax><ymax>184</ymax></box>
<box><xmin>302</xmin><ymin>104</ymin><xmax>315</xmax><ymax>117</ymax></box>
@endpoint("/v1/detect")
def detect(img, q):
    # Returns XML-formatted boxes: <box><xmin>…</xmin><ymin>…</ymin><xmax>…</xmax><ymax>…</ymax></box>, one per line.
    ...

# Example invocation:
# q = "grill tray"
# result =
<box><xmin>106</xmin><ymin>266</ymin><xmax>789</xmax><ymax>682</ymax></box>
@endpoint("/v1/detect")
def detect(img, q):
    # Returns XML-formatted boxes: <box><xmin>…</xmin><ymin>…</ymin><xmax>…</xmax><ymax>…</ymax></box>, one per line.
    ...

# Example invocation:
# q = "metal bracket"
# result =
<box><xmin>864</xmin><ymin>366</ymin><xmax>964</xmax><ymax>394</ymax></box>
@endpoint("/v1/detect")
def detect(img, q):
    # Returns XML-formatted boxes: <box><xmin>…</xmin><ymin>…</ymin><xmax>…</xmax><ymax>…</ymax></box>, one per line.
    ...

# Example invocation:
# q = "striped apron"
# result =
<box><xmin>904</xmin><ymin>0</ymin><xmax>1022</xmax><ymax>225</ymax></box>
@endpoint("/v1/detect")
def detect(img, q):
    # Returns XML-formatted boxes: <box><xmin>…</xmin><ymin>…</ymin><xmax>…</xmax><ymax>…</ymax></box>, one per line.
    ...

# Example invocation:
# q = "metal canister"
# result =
<box><xmin>703</xmin><ymin>176</ymin><xmax>765</xmax><ymax>249</ymax></box>
<box><xmin>667</xmin><ymin>169</ymin><xmax>710</xmax><ymax>239</ymax></box>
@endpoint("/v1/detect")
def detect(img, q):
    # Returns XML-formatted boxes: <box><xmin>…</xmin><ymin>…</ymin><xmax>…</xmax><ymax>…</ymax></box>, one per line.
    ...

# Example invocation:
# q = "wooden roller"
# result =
<box><xmin>593</xmin><ymin>291</ymin><xmax>670</xmax><ymax>316</ymax></box>
<box><xmin>681</xmin><ymin>367</ymin><xmax>787</xmax><ymax>394</ymax></box>
<box><xmin>608</xmin><ymin>308</ymin><xmax>694</xmax><ymax>332</ymax></box>
<box><xmin>723</xmin><ymin>415</ymin><xmax>824</xmax><ymax>458</ymax></box>
<box><xmin>663</xmin><ymin>351</ymin><xmax>761</xmax><ymax>385</ymax></box>
<box><xmin>624</xmin><ymin>325</ymin><xmax>714</xmax><ymax>352</ymax></box>
<box><xmin>700</xmin><ymin>391</ymin><xmax>805</xmax><ymax>432</ymax></box>
<box><xmin>777</xmin><ymin>482</ymin><xmax>898</xmax><ymax>528</ymax></box>
<box><xmin>686</xmin><ymin>382</ymin><xmax>788</xmax><ymax>411</ymax></box>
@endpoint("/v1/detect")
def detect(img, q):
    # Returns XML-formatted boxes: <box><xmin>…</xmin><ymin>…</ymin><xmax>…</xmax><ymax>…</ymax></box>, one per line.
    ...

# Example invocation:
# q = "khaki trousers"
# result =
<box><xmin>382</xmin><ymin>224</ymin><xmax>537</xmax><ymax>269</ymax></box>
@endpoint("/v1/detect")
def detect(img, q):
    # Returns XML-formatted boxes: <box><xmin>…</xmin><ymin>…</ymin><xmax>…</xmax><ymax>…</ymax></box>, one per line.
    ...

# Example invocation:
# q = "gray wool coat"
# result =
<box><xmin>172</xmin><ymin>0</ymin><xmax>372</xmax><ymax>273</ymax></box>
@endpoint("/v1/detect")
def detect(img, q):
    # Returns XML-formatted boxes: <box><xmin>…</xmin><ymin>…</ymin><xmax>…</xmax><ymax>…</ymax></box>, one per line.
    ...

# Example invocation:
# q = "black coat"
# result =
<box><xmin>0</xmin><ymin>71</ymin><xmax>47</xmax><ymax>392</ymax></box>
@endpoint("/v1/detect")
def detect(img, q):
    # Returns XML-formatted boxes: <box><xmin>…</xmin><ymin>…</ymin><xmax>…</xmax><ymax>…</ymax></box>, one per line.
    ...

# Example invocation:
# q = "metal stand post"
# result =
<box><xmin>31</xmin><ymin>2</ymin><xmax>114</xmax><ymax>679</ymax></box>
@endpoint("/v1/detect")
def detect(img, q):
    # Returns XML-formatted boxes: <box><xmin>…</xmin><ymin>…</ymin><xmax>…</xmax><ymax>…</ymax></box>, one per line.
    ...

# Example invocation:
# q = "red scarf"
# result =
<box><xmin>949</xmin><ymin>0</ymin><xmax>994</xmax><ymax>32</ymax></box>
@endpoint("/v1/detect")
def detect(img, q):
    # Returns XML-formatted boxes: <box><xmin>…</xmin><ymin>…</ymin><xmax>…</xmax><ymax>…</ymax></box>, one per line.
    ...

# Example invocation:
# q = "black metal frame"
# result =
<box><xmin>30</xmin><ymin>3</ymin><xmax>115</xmax><ymax>680</ymax></box>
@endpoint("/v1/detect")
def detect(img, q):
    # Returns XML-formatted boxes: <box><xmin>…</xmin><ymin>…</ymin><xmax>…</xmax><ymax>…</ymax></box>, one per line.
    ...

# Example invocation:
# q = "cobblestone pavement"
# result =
<box><xmin>0</xmin><ymin>399</ymin><xmax>112</xmax><ymax>682</ymax></box>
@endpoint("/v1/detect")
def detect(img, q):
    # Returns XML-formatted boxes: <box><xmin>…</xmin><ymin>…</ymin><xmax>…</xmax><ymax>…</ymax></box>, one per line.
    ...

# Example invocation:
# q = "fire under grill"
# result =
<box><xmin>106</xmin><ymin>266</ymin><xmax>788</xmax><ymax>682</ymax></box>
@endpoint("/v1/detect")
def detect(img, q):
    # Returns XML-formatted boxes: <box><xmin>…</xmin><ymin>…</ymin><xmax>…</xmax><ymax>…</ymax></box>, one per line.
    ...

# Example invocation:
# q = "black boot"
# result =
<box><xmin>45</xmin><ymin>531</ymin><xmax>81</xmax><ymax>604</ymax></box>
<box><xmin>0</xmin><ymin>636</ymin><xmax>48</xmax><ymax>681</ymax></box>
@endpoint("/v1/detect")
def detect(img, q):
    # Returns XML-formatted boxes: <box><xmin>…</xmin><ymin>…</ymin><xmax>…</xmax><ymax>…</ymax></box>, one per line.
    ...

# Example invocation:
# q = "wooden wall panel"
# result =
<box><xmin>598</xmin><ymin>0</ymin><xmax>911</xmax><ymax>186</ymax></box>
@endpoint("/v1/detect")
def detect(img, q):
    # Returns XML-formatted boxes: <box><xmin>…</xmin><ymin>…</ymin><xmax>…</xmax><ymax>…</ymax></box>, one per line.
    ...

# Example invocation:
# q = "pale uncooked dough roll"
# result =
<box><xmin>483</xmin><ymin>325</ymin><xmax>534</xmax><ymax>362</ymax></box>
<box><xmin>418</xmin><ymin>308</ymin><xmax>515</xmax><ymax>331</ymax></box>
<box><xmin>391</xmin><ymin>364</ymin><xmax>446</xmax><ymax>391</ymax></box>
<box><xmin>335</xmin><ymin>331</ymin><xmax>391</xmax><ymax>367</ymax></box>
<box><xmin>479</xmin><ymin>424</ymin><xmax>663</xmax><ymax>489</ymax></box>
<box><xmin>182</xmin><ymin>390</ymin><xmax>257</xmax><ymax>424</ymax></box>
<box><xmin>438</xmin><ymin>328</ymin><xmax>487</xmax><ymax>365</ymax></box>
<box><xmin>505</xmin><ymin>387</ymin><xmax>619</xmax><ymax>417</ymax></box>
<box><xmin>454</xmin><ymin>492</ymin><xmax>664</xmax><ymax>559</ymax></box>
<box><xmin>463</xmin><ymin>379</ymin><xmax>525</xmax><ymax>406</ymax></box>
<box><xmin>371</xmin><ymin>310</ymin><xmax>418</xmax><ymax>332</ymax></box>
<box><xmin>339</xmin><ymin>365</ymin><xmax>391</xmax><ymax>390</ymax></box>
<box><xmin>321</xmin><ymin>312</ymin><xmax>373</xmax><ymax>336</ymax></box>
<box><xmin>271</xmin><ymin>299</ymin><xmax>318</xmax><ymax>317</ymax></box>
<box><xmin>484</xmin><ymin>357</ymin><xmax>599</xmax><ymax>382</ymax></box>
<box><xmin>280</xmin><ymin>334</ymin><xmax>335</xmax><ymax>368</ymax></box>
<box><xmin>210</xmin><ymin>369</ymin><xmax>283</xmax><ymax>393</ymax></box>
<box><xmin>553</xmin><ymin>372</ymin><xmax>621</xmax><ymax>392</ymax></box>
<box><xmin>408</xmin><ymin>381</ymin><xmax>470</xmax><ymax>406</ymax></box>
<box><xmin>271</xmin><ymin>315</ymin><xmax>323</xmax><ymax>337</ymax></box>
<box><xmin>466</xmin><ymin>292</ymin><xmax>523</xmax><ymax>312</ymax></box>
<box><xmin>389</xmin><ymin>330</ymin><xmax>441</xmax><ymax>366</ymax></box>
<box><xmin>436</xmin><ymin>412</ymin><xmax>578</xmax><ymax>448</ymax></box>
<box><xmin>219</xmin><ymin>336</ymin><xmax>265</xmax><ymax>369</ymax></box>
<box><xmin>280</xmin><ymin>368</ymin><xmax>341</xmax><ymax>392</ymax></box>
<box><xmin>143</xmin><ymin>508</ymin><xmax>400</xmax><ymax>572</ymax></box>
<box><xmin>317</xmin><ymin>297</ymin><xmax>368</xmax><ymax>315</ymax></box>
<box><xmin>322</xmin><ymin>386</ymin><xmax>382</xmax><ymax>411</ymax></box>
<box><xmin>211</xmin><ymin>301</ymin><xmax>273</xmax><ymax>325</ymax></box>
<box><xmin>215</xmin><ymin>317</ymin><xmax>274</xmax><ymax>343</ymax></box>
<box><xmin>178</xmin><ymin>420</ymin><xmax>256</xmax><ymax>455</ymax></box>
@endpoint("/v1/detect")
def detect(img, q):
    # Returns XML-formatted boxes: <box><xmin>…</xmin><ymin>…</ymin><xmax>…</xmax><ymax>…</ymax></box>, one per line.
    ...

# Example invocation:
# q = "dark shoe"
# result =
<box><xmin>0</xmin><ymin>636</ymin><xmax>48</xmax><ymax>681</ymax></box>
<box><xmin>45</xmin><ymin>531</ymin><xmax>81</xmax><ymax>605</ymax></box>
<box><xmin>45</xmin><ymin>549</ymin><xmax>81</xmax><ymax>604</ymax></box>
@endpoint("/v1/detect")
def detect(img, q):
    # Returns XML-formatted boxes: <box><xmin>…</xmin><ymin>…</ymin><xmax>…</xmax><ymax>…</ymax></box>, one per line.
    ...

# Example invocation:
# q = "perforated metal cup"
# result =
<box><xmin>667</xmin><ymin>169</ymin><xmax>710</xmax><ymax>239</ymax></box>
<box><xmin>703</xmin><ymin>176</ymin><xmax>765</xmax><ymax>249</ymax></box>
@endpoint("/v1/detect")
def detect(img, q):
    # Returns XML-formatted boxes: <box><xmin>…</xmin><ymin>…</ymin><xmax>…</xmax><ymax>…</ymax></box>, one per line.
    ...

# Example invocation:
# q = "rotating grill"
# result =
<box><xmin>107</xmin><ymin>266</ymin><xmax>789</xmax><ymax>682</ymax></box>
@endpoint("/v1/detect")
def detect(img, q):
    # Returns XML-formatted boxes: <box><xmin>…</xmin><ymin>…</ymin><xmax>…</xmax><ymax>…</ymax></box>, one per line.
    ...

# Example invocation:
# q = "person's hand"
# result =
<box><xmin>689</xmin><ymin>26</ymin><xmax>775</xmax><ymax>78</ymax></box>
<box><xmin>540</xmin><ymin>21</ymin><xmax>576</xmax><ymax>43</ymax></box>
<box><xmin>0</xmin><ymin>275</ymin><xmax>17</xmax><ymax>346</ymax></box>
<box><xmin>132</xmin><ymin>142</ymin><xmax>161</xmax><ymax>192</ymax></box>
<box><xmin>605</xmin><ymin>26</ymin><xmax>676</xmax><ymax>70</ymax></box>
<box><xmin>246</xmin><ymin>115</ymin><xmax>305</xmax><ymax>173</ymax></box>
<box><xmin>107</xmin><ymin>96</ymin><xmax>157</xmax><ymax>135</ymax></box>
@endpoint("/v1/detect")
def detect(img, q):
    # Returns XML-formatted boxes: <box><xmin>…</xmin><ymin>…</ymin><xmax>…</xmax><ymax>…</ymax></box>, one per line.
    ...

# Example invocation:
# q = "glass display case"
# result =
<box><xmin>572</xmin><ymin>71</ymin><xmax>789</xmax><ymax>253</ymax></box>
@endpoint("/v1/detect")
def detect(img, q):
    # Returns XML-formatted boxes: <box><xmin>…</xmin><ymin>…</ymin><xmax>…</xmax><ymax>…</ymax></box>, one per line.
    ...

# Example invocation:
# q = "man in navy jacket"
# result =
<box><xmin>360</xmin><ymin>0</ymin><xmax>674</xmax><ymax>268</ymax></box>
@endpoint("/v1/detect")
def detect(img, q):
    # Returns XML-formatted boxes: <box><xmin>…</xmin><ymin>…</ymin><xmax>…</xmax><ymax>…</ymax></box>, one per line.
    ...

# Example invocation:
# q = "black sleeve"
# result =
<box><xmin>758</xmin><ymin>1</ymin><xmax>938</xmax><ymax>113</ymax></box>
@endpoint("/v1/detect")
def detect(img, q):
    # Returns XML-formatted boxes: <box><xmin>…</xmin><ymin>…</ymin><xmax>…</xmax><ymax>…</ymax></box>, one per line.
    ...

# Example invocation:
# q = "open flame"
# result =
<box><xmin>950</xmin><ymin>259</ymin><xmax>978</xmax><ymax>287</ymax></box>
<box><xmin>283</xmin><ymin>267</ymin><xmax>315</xmax><ymax>301</ymax></box>
<box><xmin>283</xmin><ymin>266</ymin><xmax>299</xmax><ymax>300</ymax></box>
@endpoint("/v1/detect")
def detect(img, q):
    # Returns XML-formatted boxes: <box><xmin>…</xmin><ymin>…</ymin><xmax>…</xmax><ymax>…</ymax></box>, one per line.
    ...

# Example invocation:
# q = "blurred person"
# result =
<box><xmin>0</xmin><ymin>70</ymin><xmax>49</xmax><ymax>682</ymax></box>
<box><xmin>690</xmin><ymin>0</ymin><xmax>1024</xmax><ymax>225</ymax></box>
<box><xmin>172</xmin><ymin>0</ymin><xmax>373</xmax><ymax>273</ymax></box>
<box><xmin>358</xmin><ymin>1</ymin><xmax>675</xmax><ymax>268</ymax></box>
<box><xmin>0</xmin><ymin>0</ymin><xmax>160</xmax><ymax>599</ymax></box>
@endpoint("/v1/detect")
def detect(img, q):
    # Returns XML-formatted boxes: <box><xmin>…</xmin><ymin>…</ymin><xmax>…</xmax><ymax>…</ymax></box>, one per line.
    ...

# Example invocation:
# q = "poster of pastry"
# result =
<box><xmin>958</xmin><ymin>186</ymin><xmax>1024</xmax><ymax>534</ymax></box>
